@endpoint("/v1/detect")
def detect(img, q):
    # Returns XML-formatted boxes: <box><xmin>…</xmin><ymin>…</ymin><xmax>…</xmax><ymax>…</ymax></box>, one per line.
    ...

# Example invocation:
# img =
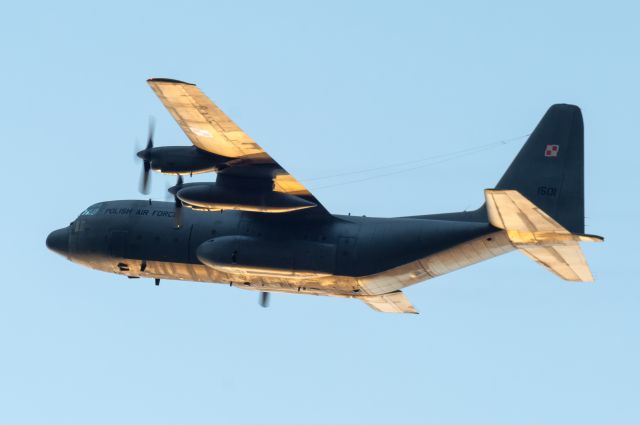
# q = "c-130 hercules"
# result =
<box><xmin>46</xmin><ymin>79</ymin><xmax>603</xmax><ymax>313</ymax></box>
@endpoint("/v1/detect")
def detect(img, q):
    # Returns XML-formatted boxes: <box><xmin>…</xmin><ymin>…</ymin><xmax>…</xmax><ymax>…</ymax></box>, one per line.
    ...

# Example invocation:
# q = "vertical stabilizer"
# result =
<box><xmin>496</xmin><ymin>104</ymin><xmax>584</xmax><ymax>234</ymax></box>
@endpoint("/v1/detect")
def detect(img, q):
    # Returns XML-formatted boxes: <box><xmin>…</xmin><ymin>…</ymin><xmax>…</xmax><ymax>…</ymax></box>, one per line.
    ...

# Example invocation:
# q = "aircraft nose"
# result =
<box><xmin>46</xmin><ymin>227</ymin><xmax>70</xmax><ymax>256</ymax></box>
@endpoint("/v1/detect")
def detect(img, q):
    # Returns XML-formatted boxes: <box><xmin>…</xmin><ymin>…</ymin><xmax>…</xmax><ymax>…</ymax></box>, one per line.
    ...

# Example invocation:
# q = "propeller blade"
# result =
<box><xmin>146</xmin><ymin>117</ymin><xmax>155</xmax><ymax>150</ymax></box>
<box><xmin>175</xmin><ymin>198</ymin><xmax>183</xmax><ymax>228</ymax></box>
<box><xmin>259</xmin><ymin>292</ymin><xmax>270</xmax><ymax>308</ymax></box>
<box><xmin>139</xmin><ymin>160</ymin><xmax>151</xmax><ymax>194</ymax></box>
<box><xmin>137</xmin><ymin>117</ymin><xmax>155</xmax><ymax>194</ymax></box>
<box><xmin>134</xmin><ymin>139</ymin><xmax>142</xmax><ymax>164</ymax></box>
<box><xmin>173</xmin><ymin>175</ymin><xmax>184</xmax><ymax>228</ymax></box>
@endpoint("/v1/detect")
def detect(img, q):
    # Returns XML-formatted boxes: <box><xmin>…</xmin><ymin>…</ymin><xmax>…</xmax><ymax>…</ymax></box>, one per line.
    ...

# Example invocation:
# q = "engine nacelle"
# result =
<box><xmin>138</xmin><ymin>146</ymin><xmax>229</xmax><ymax>175</ymax></box>
<box><xmin>196</xmin><ymin>236</ymin><xmax>336</xmax><ymax>278</ymax></box>
<box><xmin>177</xmin><ymin>183</ymin><xmax>316</xmax><ymax>213</ymax></box>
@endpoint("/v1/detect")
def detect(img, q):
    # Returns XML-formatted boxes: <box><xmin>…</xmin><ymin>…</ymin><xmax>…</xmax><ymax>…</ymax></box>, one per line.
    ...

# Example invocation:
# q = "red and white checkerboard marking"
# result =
<box><xmin>545</xmin><ymin>144</ymin><xmax>559</xmax><ymax>157</ymax></box>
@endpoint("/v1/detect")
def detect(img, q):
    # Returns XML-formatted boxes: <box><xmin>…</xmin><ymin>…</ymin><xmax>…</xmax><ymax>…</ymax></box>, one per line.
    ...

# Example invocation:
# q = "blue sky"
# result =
<box><xmin>2</xmin><ymin>1</ymin><xmax>639</xmax><ymax>424</ymax></box>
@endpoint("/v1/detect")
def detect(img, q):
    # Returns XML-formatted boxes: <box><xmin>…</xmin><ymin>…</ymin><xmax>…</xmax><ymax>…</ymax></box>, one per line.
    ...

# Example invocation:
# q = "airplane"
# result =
<box><xmin>46</xmin><ymin>78</ymin><xmax>603</xmax><ymax>313</ymax></box>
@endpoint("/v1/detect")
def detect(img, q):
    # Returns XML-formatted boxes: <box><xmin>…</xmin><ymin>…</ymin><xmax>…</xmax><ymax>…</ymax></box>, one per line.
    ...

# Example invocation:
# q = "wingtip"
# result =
<box><xmin>147</xmin><ymin>78</ymin><xmax>195</xmax><ymax>86</ymax></box>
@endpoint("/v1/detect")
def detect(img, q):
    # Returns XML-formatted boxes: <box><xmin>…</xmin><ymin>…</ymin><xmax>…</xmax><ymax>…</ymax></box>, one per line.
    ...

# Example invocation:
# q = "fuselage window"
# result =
<box><xmin>73</xmin><ymin>219</ymin><xmax>86</xmax><ymax>233</ymax></box>
<box><xmin>80</xmin><ymin>204</ymin><xmax>101</xmax><ymax>216</ymax></box>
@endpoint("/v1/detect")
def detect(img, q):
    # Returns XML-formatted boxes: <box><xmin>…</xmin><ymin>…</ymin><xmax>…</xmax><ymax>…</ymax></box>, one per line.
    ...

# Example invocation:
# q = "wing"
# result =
<box><xmin>147</xmin><ymin>78</ymin><xmax>327</xmax><ymax>212</ymax></box>
<box><xmin>485</xmin><ymin>189</ymin><xmax>602</xmax><ymax>282</ymax></box>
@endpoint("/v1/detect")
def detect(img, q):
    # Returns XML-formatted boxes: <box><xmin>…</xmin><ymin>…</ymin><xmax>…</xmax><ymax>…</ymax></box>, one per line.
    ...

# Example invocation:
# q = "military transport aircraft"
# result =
<box><xmin>46</xmin><ymin>78</ymin><xmax>603</xmax><ymax>313</ymax></box>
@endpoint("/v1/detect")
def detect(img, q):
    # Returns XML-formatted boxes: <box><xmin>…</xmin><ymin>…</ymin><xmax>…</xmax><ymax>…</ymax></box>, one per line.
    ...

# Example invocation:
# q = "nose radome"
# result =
<box><xmin>46</xmin><ymin>227</ymin><xmax>70</xmax><ymax>256</ymax></box>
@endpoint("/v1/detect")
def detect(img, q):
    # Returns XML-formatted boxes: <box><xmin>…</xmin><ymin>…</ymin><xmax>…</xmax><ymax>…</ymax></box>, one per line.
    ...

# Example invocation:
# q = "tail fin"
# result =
<box><xmin>496</xmin><ymin>104</ymin><xmax>584</xmax><ymax>234</ymax></box>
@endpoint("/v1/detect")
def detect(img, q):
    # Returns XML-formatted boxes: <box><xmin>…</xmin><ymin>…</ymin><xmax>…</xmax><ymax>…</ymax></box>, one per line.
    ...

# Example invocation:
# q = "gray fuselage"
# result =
<box><xmin>47</xmin><ymin>200</ymin><xmax>512</xmax><ymax>298</ymax></box>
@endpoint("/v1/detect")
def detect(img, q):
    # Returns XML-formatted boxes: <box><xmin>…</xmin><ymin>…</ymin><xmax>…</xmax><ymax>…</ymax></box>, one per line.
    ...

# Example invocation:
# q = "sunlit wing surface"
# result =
<box><xmin>147</xmin><ymin>78</ymin><xmax>324</xmax><ymax>207</ymax></box>
<box><xmin>148</xmin><ymin>79</ymin><xmax>262</xmax><ymax>158</ymax></box>
<box><xmin>359</xmin><ymin>290</ymin><xmax>418</xmax><ymax>314</ymax></box>
<box><xmin>485</xmin><ymin>189</ymin><xmax>602</xmax><ymax>282</ymax></box>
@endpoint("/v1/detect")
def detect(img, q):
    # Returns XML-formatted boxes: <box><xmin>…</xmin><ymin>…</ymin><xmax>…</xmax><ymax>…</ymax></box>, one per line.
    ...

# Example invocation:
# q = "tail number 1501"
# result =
<box><xmin>537</xmin><ymin>186</ymin><xmax>558</xmax><ymax>197</ymax></box>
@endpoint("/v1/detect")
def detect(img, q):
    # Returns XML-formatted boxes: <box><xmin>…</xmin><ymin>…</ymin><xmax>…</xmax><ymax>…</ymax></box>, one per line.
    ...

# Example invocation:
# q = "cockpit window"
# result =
<box><xmin>80</xmin><ymin>203</ymin><xmax>103</xmax><ymax>216</ymax></box>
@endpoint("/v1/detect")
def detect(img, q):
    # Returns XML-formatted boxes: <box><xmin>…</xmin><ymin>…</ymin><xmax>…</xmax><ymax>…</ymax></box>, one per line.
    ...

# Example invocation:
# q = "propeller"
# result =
<box><xmin>172</xmin><ymin>175</ymin><xmax>184</xmax><ymax>228</ymax></box>
<box><xmin>136</xmin><ymin>117</ymin><xmax>155</xmax><ymax>194</ymax></box>
<box><xmin>259</xmin><ymin>292</ymin><xmax>270</xmax><ymax>308</ymax></box>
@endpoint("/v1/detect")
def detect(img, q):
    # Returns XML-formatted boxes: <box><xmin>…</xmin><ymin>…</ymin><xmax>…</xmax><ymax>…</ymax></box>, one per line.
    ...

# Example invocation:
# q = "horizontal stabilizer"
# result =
<box><xmin>485</xmin><ymin>189</ymin><xmax>602</xmax><ymax>282</ymax></box>
<box><xmin>359</xmin><ymin>290</ymin><xmax>418</xmax><ymax>314</ymax></box>
<box><xmin>520</xmin><ymin>245</ymin><xmax>593</xmax><ymax>282</ymax></box>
